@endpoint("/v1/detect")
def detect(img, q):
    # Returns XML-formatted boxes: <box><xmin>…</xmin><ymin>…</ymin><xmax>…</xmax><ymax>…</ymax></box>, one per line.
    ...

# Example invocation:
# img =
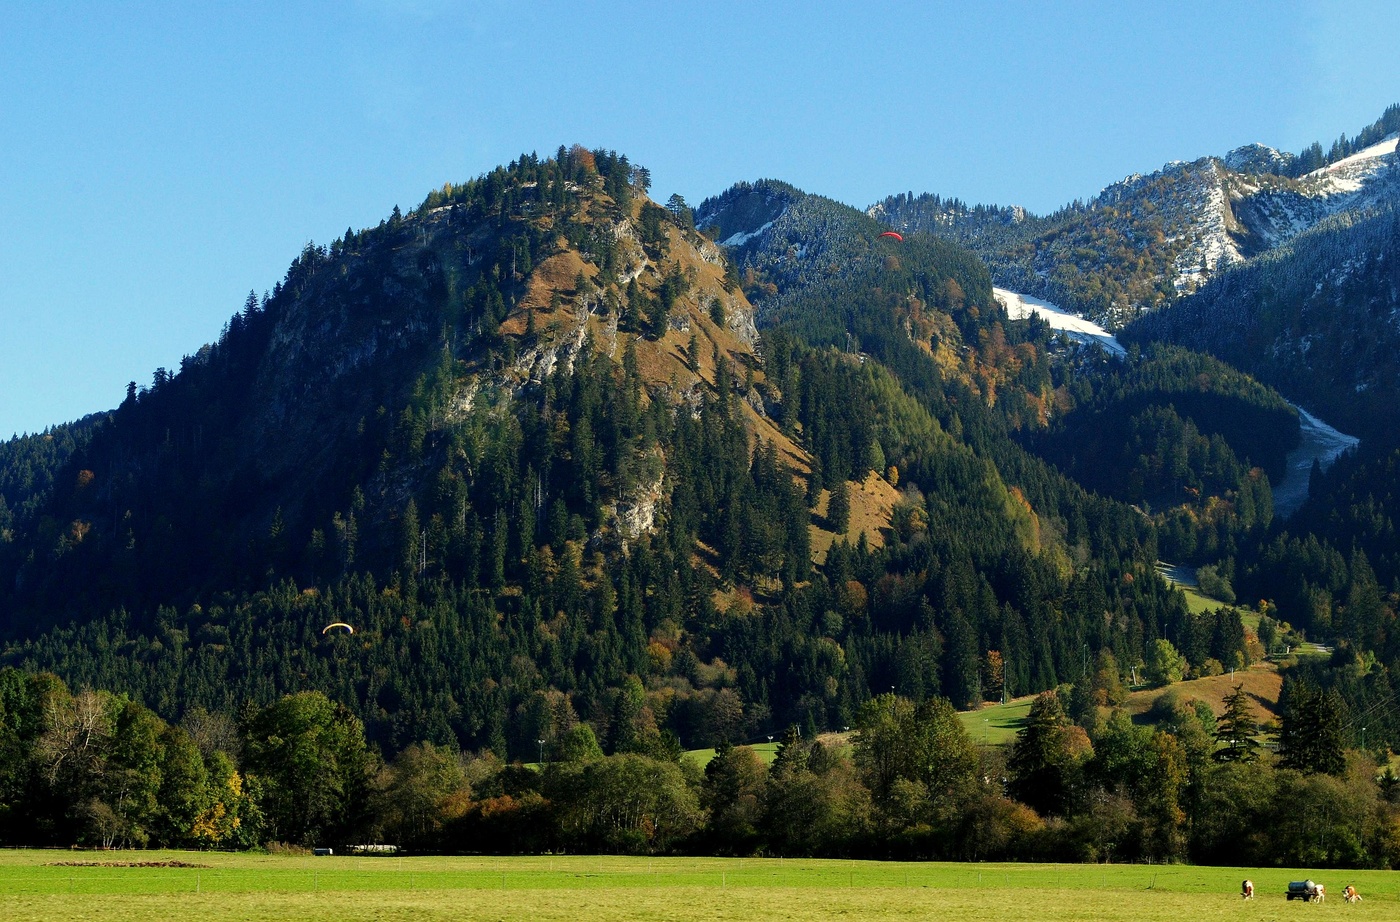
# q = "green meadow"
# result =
<box><xmin>2</xmin><ymin>851</ymin><xmax>1391</xmax><ymax>922</ymax></box>
<box><xmin>685</xmin><ymin>741</ymin><xmax>782</xmax><ymax>768</ymax></box>
<box><xmin>957</xmin><ymin>696</ymin><xmax>1035</xmax><ymax>745</ymax></box>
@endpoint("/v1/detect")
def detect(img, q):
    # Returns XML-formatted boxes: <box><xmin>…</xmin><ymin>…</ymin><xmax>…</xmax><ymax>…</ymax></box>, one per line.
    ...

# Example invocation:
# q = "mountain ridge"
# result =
<box><xmin>869</xmin><ymin>105</ymin><xmax>1400</xmax><ymax>326</ymax></box>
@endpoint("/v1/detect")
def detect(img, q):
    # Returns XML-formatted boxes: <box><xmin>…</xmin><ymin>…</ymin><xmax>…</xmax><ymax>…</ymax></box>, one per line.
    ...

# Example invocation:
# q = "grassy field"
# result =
<box><xmin>0</xmin><ymin>850</ymin><xmax>1393</xmax><ymax>922</ymax></box>
<box><xmin>685</xmin><ymin>741</ymin><xmax>781</xmax><ymax>768</ymax></box>
<box><xmin>1157</xmin><ymin>562</ymin><xmax>1261</xmax><ymax>631</ymax></box>
<box><xmin>957</xmin><ymin>696</ymin><xmax>1035</xmax><ymax>745</ymax></box>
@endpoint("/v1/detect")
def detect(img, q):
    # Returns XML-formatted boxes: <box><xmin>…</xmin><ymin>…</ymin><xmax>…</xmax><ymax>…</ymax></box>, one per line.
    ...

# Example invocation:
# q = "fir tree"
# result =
<box><xmin>827</xmin><ymin>479</ymin><xmax>851</xmax><ymax>534</ymax></box>
<box><xmin>1278</xmin><ymin>679</ymin><xmax>1347</xmax><ymax>775</ymax></box>
<box><xmin>1214</xmin><ymin>684</ymin><xmax>1259</xmax><ymax>762</ymax></box>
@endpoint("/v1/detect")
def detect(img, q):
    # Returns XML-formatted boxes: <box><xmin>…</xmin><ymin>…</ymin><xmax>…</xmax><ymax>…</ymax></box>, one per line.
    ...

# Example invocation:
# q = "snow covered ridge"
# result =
<box><xmin>1231</xmin><ymin>133</ymin><xmax>1400</xmax><ymax>255</ymax></box>
<box><xmin>1224</xmin><ymin>143</ymin><xmax>1296</xmax><ymax>175</ymax></box>
<box><xmin>1307</xmin><ymin>134</ymin><xmax>1400</xmax><ymax>179</ymax></box>
<box><xmin>1082</xmin><ymin>132</ymin><xmax>1400</xmax><ymax>305</ymax></box>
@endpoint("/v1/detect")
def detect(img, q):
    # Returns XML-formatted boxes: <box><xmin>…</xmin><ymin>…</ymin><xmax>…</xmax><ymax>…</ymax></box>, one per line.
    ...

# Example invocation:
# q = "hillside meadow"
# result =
<box><xmin>0</xmin><ymin>851</ymin><xmax>1393</xmax><ymax>922</ymax></box>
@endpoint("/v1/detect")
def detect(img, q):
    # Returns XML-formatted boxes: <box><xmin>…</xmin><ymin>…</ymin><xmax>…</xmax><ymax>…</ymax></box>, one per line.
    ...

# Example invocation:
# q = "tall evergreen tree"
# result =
<box><xmin>827</xmin><ymin>479</ymin><xmax>851</xmax><ymax>534</ymax></box>
<box><xmin>1278</xmin><ymin>679</ymin><xmax>1347</xmax><ymax>776</ymax></box>
<box><xmin>1214</xmin><ymin>684</ymin><xmax>1259</xmax><ymax>762</ymax></box>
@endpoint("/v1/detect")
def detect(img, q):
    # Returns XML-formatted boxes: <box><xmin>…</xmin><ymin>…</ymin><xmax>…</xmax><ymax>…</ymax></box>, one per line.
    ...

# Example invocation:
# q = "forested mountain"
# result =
<box><xmin>0</xmin><ymin>149</ymin><xmax>1230</xmax><ymax>767</ymax></box>
<box><xmin>5</xmin><ymin>141</ymin><xmax>1400</xmax><ymax>865</ymax></box>
<box><xmin>0</xmin><ymin>147</ymin><xmax>825</xmax><ymax>750</ymax></box>
<box><xmin>0</xmin><ymin>419</ymin><xmax>97</xmax><ymax>537</ymax></box>
<box><xmin>1123</xmin><ymin>206</ymin><xmax>1400</xmax><ymax>441</ymax></box>
<box><xmin>1030</xmin><ymin>346</ymin><xmax>1291</xmax><ymax>564</ymax></box>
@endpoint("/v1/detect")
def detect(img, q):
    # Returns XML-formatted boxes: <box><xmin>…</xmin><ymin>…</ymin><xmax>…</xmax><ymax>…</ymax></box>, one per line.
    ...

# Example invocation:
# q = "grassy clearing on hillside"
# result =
<box><xmin>1125</xmin><ymin>663</ymin><xmax>1282</xmax><ymax>726</ymax></box>
<box><xmin>685</xmin><ymin>741</ymin><xmax>781</xmax><ymax>768</ymax></box>
<box><xmin>1185</xmin><ymin>586</ymin><xmax>1262</xmax><ymax>635</ymax></box>
<box><xmin>1</xmin><ymin>851</ymin><xmax>1394</xmax><ymax>922</ymax></box>
<box><xmin>958</xmin><ymin>696</ymin><xmax>1035</xmax><ymax>745</ymax></box>
<box><xmin>1158</xmin><ymin>563</ymin><xmax>1261</xmax><ymax>631</ymax></box>
<box><xmin>809</xmin><ymin>471</ymin><xmax>901</xmax><ymax>562</ymax></box>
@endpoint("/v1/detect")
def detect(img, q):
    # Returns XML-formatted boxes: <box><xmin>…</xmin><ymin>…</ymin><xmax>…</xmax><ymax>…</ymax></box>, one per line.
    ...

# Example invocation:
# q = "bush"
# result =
<box><xmin>1197</xmin><ymin>564</ymin><xmax>1236</xmax><ymax>603</ymax></box>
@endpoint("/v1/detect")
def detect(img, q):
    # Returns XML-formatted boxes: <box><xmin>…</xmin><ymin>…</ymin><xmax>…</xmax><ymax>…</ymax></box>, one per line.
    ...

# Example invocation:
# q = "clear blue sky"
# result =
<box><xmin>2</xmin><ymin>1</ymin><xmax>1397</xmax><ymax>438</ymax></box>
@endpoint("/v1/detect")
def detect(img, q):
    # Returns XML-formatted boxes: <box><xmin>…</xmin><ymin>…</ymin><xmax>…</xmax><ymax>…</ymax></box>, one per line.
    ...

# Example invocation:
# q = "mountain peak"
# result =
<box><xmin>1222</xmin><ymin>142</ymin><xmax>1297</xmax><ymax>175</ymax></box>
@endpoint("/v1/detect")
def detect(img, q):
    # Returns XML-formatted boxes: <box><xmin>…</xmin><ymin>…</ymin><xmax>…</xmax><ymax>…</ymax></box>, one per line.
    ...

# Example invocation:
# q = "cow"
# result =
<box><xmin>1344</xmin><ymin>885</ymin><xmax>1361</xmax><ymax>904</ymax></box>
<box><xmin>1242</xmin><ymin>879</ymin><xmax>1254</xmax><ymax>900</ymax></box>
<box><xmin>1313</xmin><ymin>884</ymin><xmax>1326</xmax><ymax>903</ymax></box>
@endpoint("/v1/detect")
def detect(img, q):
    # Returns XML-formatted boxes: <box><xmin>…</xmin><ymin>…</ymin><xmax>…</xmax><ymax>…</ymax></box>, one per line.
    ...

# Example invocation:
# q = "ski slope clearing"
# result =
<box><xmin>1307</xmin><ymin>133</ymin><xmax>1399</xmax><ymax>177</ymax></box>
<box><xmin>1272</xmin><ymin>407</ymin><xmax>1360</xmax><ymax>518</ymax></box>
<box><xmin>995</xmin><ymin>288</ymin><xmax>1126</xmax><ymax>356</ymax></box>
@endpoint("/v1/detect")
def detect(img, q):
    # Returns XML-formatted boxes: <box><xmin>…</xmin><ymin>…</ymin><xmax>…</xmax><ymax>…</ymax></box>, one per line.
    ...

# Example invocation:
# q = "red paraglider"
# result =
<box><xmin>879</xmin><ymin>231</ymin><xmax>904</xmax><ymax>242</ymax></box>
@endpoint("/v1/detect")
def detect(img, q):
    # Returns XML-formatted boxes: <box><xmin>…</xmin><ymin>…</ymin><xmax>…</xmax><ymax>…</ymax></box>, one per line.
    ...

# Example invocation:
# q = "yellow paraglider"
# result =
<box><xmin>322</xmin><ymin>622</ymin><xmax>355</xmax><ymax>635</ymax></box>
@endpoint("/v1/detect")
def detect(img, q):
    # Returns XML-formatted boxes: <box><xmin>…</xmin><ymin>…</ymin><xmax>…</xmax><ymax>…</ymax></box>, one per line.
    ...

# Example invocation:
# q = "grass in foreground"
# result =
<box><xmin>0</xmin><ymin>851</ymin><xmax>1394</xmax><ymax>922</ymax></box>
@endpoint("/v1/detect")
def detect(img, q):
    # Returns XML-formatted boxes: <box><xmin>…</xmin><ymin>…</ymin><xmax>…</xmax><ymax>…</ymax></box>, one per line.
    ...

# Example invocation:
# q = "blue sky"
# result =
<box><xmin>2</xmin><ymin>1</ymin><xmax>1397</xmax><ymax>438</ymax></box>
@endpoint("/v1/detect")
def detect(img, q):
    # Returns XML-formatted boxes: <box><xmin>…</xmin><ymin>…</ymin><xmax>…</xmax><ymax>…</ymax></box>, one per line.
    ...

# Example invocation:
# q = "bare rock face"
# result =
<box><xmin>511</xmin><ymin>307</ymin><xmax>590</xmax><ymax>387</ymax></box>
<box><xmin>724</xmin><ymin>294</ymin><xmax>759</xmax><ymax>347</ymax></box>
<box><xmin>598</xmin><ymin>463</ymin><xmax>666</xmax><ymax>550</ymax></box>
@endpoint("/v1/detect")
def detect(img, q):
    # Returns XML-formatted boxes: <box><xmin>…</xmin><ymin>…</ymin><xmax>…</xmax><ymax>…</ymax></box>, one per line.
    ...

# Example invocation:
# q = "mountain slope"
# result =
<box><xmin>1</xmin><ymin>149</ymin><xmax>788</xmax><ymax>619</ymax></box>
<box><xmin>1124</xmin><ymin>206</ymin><xmax>1400</xmax><ymax>440</ymax></box>
<box><xmin>0</xmin><ymin>154</ymin><xmax>1223</xmax><ymax>760</ymax></box>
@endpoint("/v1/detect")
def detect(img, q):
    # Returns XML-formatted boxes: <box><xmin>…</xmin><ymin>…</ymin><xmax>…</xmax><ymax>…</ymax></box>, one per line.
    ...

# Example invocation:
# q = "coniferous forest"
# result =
<box><xmin>3</xmin><ymin>142</ymin><xmax>1400</xmax><ymax>865</ymax></box>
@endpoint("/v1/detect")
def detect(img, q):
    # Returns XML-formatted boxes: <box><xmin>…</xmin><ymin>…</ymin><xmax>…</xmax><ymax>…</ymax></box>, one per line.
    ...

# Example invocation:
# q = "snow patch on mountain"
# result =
<box><xmin>996</xmin><ymin>288</ymin><xmax>1126</xmax><ymax>356</ymax></box>
<box><xmin>1272</xmin><ymin>408</ymin><xmax>1360</xmax><ymax>518</ymax></box>
<box><xmin>720</xmin><ymin>218</ymin><xmax>777</xmax><ymax>247</ymax></box>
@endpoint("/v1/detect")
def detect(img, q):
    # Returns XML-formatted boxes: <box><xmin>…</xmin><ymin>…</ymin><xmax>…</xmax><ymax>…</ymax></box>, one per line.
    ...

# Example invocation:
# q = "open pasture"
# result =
<box><xmin>958</xmin><ymin>695</ymin><xmax>1035</xmax><ymax>745</ymax></box>
<box><xmin>0</xmin><ymin>851</ymin><xmax>1393</xmax><ymax>922</ymax></box>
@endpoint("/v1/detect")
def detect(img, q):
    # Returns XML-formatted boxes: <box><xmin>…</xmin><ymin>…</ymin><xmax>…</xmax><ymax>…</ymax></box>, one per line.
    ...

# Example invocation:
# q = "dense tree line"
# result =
<box><xmin>0</xmin><ymin>418</ymin><xmax>96</xmax><ymax>538</ymax></box>
<box><xmin>4</xmin><ymin>666</ymin><xmax>1397</xmax><ymax>869</ymax></box>
<box><xmin>1282</xmin><ymin>103</ymin><xmax>1400</xmax><ymax>176</ymax></box>
<box><xmin>1236</xmin><ymin>443</ymin><xmax>1400</xmax><ymax>684</ymax></box>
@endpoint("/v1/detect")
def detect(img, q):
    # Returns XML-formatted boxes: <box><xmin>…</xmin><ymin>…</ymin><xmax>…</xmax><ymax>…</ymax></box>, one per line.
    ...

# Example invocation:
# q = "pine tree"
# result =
<box><xmin>827</xmin><ymin>479</ymin><xmax>851</xmax><ymax>534</ymax></box>
<box><xmin>1214</xmin><ymin>684</ymin><xmax>1259</xmax><ymax>762</ymax></box>
<box><xmin>1008</xmin><ymin>691</ymin><xmax>1081</xmax><ymax>816</ymax></box>
<box><xmin>1278</xmin><ymin>679</ymin><xmax>1347</xmax><ymax>775</ymax></box>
